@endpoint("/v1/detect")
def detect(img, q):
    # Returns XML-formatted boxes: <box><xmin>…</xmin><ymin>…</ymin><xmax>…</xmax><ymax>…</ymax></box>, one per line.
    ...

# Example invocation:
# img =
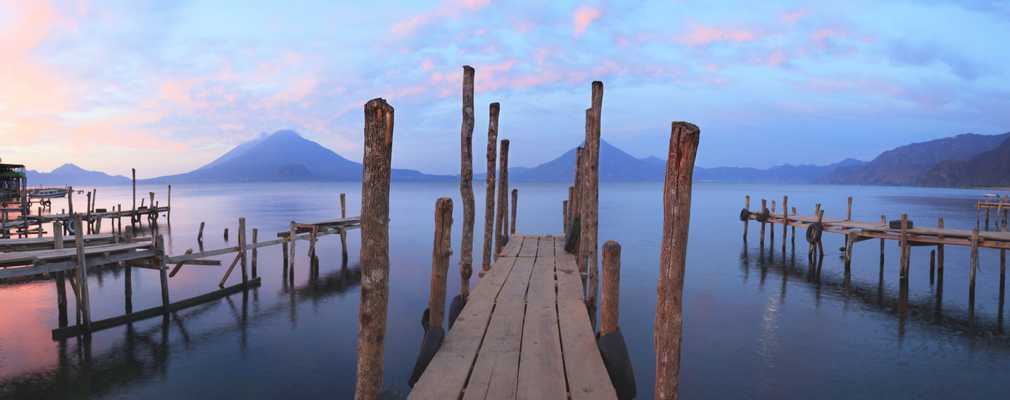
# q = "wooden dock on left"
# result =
<box><xmin>409</xmin><ymin>235</ymin><xmax>617</xmax><ymax>400</ymax></box>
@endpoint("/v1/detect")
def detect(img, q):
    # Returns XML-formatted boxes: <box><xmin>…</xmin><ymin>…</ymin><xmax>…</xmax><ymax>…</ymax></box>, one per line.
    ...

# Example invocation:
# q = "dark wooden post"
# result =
<box><xmin>969</xmin><ymin>228</ymin><xmax>979</xmax><ymax>308</ymax></box>
<box><xmin>759</xmin><ymin>199</ymin><xmax>767</xmax><ymax>248</ymax></box>
<box><xmin>781</xmin><ymin>196</ymin><xmax>788</xmax><ymax>251</ymax></box>
<box><xmin>582</xmin><ymin>80</ymin><xmax>604</xmax><ymax>316</ymax></box>
<box><xmin>937</xmin><ymin>217</ymin><xmax>945</xmax><ymax>278</ymax></box>
<box><xmin>743</xmin><ymin>195</ymin><xmax>750</xmax><ymax>240</ymax></box>
<box><xmin>197</xmin><ymin>222</ymin><xmax>205</xmax><ymax>243</ymax></box>
<box><xmin>494</xmin><ymin>139</ymin><xmax>510</xmax><ymax>257</ymax></box>
<box><xmin>288</xmin><ymin>221</ymin><xmax>297</xmax><ymax>277</ymax></box>
<box><xmin>340</xmin><ymin>193</ymin><xmax>349</xmax><ymax>266</ymax></box>
<box><xmin>880</xmin><ymin>215</ymin><xmax>886</xmax><ymax>262</ymax></box>
<box><xmin>563</xmin><ymin>200</ymin><xmax>569</xmax><ymax>234</ymax></box>
<box><xmin>73</xmin><ymin>215</ymin><xmax>92</xmax><ymax>329</ymax></box>
<box><xmin>655</xmin><ymin>121</ymin><xmax>700</xmax><ymax>400</ymax></box>
<box><xmin>900</xmin><ymin>213</ymin><xmax>909</xmax><ymax>280</ymax></box>
<box><xmin>770</xmin><ymin>200</ymin><xmax>776</xmax><ymax>245</ymax></box>
<box><xmin>131</xmin><ymin>169</ymin><xmax>136</xmax><ymax>228</ymax></box>
<box><xmin>429</xmin><ymin>198</ymin><xmax>454</xmax><ymax>329</ymax></box>
<box><xmin>252</xmin><ymin>228</ymin><xmax>259</xmax><ymax>279</ymax></box>
<box><xmin>847</xmin><ymin>196</ymin><xmax>853</xmax><ymax>221</ymax></box>
<box><xmin>459</xmin><ymin>65</ymin><xmax>476</xmax><ymax>298</ymax></box>
<box><xmin>930</xmin><ymin>249</ymin><xmax>936</xmax><ymax>285</ymax></box>
<box><xmin>510</xmin><ymin>188</ymin><xmax>518</xmax><ymax>235</ymax></box>
<box><xmin>354</xmin><ymin>98</ymin><xmax>395</xmax><ymax>400</ymax></box>
<box><xmin>239</xmin><ymin>217</ymin><xmax>248</xmax><ymax>285</ymax></box>
<box><xmin>601</xmin><ymin>240</ymin><xmax>621</xmax><ymax>336</ymax></box>
<box><xmin>54</xmin><ymin>221</ymin><xmax>68</xmax><ymax>328</ymax></box>
<box><xmin>481</xmin><ymin>103</ymin><xmax>500</xmax><ymax>272</ymax></box>
<box><xmin>167</xmin><ymin>184</ymin><xmax>171</xmax><ymax>221</ymax></box>
<box><xmin>157</xmin><ymin>234</ymin><xmax>170</xmax><ymax>310</ymax></box>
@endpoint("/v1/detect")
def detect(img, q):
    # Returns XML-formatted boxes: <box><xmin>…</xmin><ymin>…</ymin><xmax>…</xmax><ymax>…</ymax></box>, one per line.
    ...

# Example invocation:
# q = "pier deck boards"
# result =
<box><xmin>409</xmin><ymin>235</ymin><xmax>617</xmax><ymax>400</ymax></box>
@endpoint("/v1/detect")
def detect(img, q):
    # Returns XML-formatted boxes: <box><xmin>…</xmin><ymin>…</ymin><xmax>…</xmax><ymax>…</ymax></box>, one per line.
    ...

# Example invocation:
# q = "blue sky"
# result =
<box><xmin>1</xmin><ymin>0</ymin><xmax>1009</xmax><ymax>177</ymax></box>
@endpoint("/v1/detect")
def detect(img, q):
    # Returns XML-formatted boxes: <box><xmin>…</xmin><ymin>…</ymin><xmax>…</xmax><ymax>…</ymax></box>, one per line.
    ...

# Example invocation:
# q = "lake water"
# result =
<box><xmin>1</xmin><ymin>181</ymin><xmax>1009</xmax><ymax>399</ymax></box>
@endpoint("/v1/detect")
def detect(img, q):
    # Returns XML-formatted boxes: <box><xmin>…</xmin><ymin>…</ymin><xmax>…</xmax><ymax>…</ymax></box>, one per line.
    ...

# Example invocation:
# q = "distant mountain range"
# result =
<box><xmin>142</xmin><ymin>130</ymin><xmax>448</xmax><ymax>183</ymax></box>
<box><xmin>15</xmin><ymin>129</ymin><xmax>1010</xmax><ymax>188</ymax></box>
<box><xmin>26</xmin><ymin>164</ymin><xmax>130</xmax><ymax>186</ymax></box>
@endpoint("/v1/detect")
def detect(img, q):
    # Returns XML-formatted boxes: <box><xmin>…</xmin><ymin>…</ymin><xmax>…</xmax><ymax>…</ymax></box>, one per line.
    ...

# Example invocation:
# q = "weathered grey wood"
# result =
<box><xmin>157</xmin><ymin>235</ymin><xmax>170</xmax><ymax>310</ymax></box>
<box><xmin>518</xmin><ymin>238</ymin><xmax>566</xmax><ymax>400</ymax></box>
<box><xmin>355</xmin><ymin>97</ymin><xmax>395</xmax><ymax>400</ymax></box>
<box><xmin>54</xmin><ymin>222</ymin><xmax>68</xmax><ymax>328</ymax></box>
<box><xmin>239</xmin><ymin>218</ymin><xmax>248</xmax><ymax>284</ymax></box>
<box><xmin>429</xmin><ymin>198</ymin><xmax>453</xmax><ymax>329</ymax></box>
<box><xmin>73</xmin><ymin>215</ymin><xmax>92</xmax><ymax>329</ymax></box>
<box><xmin>518</xmin><ymin>235</ymin><xmax>539</xmax><ymax>258</ymax></box>
<box><xmin>900</xmin><ymin>213</ymin><xmax>909</xmax><ymax>280</ymax></box>
<box><xmin>409</xmin><ymin>255</ymin><xmax>520</xmax><ymax>399</ymax></box>
<box><xmin>462</xmin><ymin>255</ymin><xmax>535</xmax><ymax>400</ymax></box>
<box><xmin>252</xmin><ymin>228</ymin><xmax>259</xmax><ymax>278</ymax></box>
<box><xmin>495</xmin><ymin>139</ymin><xmax>511</xmax><ymax>258</ymax></box>
<box><xmin>218</xmin><ymin>253</ymin><xmax>243</xmax><ymax>288</ymax></box>
<box><xmin>169</xmin><ymin>249</ymin><xmax>194</xmax><ymax>277</ymax></box>
<box><xmin>481</xmin><ymin>103</ymin><xmax>500</xmax><ymax>272</ymax></box>
<box><xmin>655</xmin><ymin>121</ymin><xmax>700</xmax><ymax>400</ymax></box>
<box><xmin>743</xmin><ymin>195</ymin><xmax>750</xmax><ymax>240</ymax></box>
<box><xmin>600</xmin><ymin>240</ymin><xmax>621</xmax><ymax>336</ymax></box>
<box><xmin>457</xmin><ymin>66</ymin><xmax>476</xmax><ymax>300</ymax></box>
<box><xmin>510</xmin><ymin>188</ymin><xmax>518</xmax><ymax>235</ymax></box>
<box><xmin>499</xmin><ymin>233</ymin><xmax>524</xmax><ymax>258</ymax></box>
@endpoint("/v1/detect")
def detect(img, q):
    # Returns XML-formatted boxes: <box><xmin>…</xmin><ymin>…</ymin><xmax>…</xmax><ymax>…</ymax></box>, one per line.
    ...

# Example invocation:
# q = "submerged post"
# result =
<box><xmin>601</xmin><ymin>240</ymin><xmax>621</xmax><ymax>336</ymax></box>
<box><xmin>354</xmin><ymin>98</ymin><xmax>395</xmax><ymax>400</ymax></box>
<box><xmin>459</xmin><ymin>65</ymin><xmax>476</xmax><ymax>298</ymax></box>
<box><xmin>340</xmin><ymin>193</ymin><xmax>349</xmax><ymax>266</ymax></box>
<box><xmin>655</xmin><ymin>121</ymin><xmax>700</xmax><ymax>400</ymax></box>
<box><xmin>252</xmin><ymin>228</ymin><xmax>259</xmax><ymax>279</ymax></box>
<box><xmin>481</xmin><ymin>103</ymin><xmax>500</xmax><ymax>272</ymax></box>
<box><xmin>510</xmin><ymin>188</ymin><xmax>518</xmax><ymax>235</ymax></box>
<box><xmin>970</xmin><ymin>228</ymin><xmax>979</xmax><ymax>308</ymax></box>
<box><xmin>429</xmin><ymin>198</ymin><xmax>454</xmax><ymax>330</ymax></box>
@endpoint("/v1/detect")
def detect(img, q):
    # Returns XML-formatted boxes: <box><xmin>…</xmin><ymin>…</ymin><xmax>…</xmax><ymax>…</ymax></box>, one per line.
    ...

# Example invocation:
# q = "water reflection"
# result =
<box><xmin>0</xmin><ymin>262</ymin><xmax>362</xmax><ymax>399</ymax></box>
<box><xmin>740</xmin><ymin>242</ymin><xmax>1009</xmax><ymax>344</ymax></box>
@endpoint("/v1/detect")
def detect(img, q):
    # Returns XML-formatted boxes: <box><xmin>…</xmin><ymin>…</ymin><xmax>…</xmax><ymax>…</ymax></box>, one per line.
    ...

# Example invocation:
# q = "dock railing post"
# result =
<box><xmin>742</xmin><ymin>196</ymin><xmax>750</xmax><ymax>241</ymax></box>
<box><xmin>770</xmin><ymin>200</ymin><xmax>776</xmax><ymax>246</ymax></box>
<box><xmin>481</xmin><ymin>103</ymin><xmax>500</xmax><ymax>272</ymax></box>
<box><xmin>74</xmin><ymin>215</ymin><xmax>92</xmax><ymax>330</ymax></box>
<box><xmin>354</xmin><ymin>98</ymin><xmax>395</xmax><ymax>400</ymax></box>
<box><xmin>582</xmin><ymin>80</ymin><xmax>604</xmax><ymax>322</ymax></box>
<box><xmin>429</xmin><ymin>198</ymin><xmax>454</xmax><ymax>330</ymax></box>
<box><xmin>655</xmin><ymin>121</ymin><xmax>700</xmax><ymax>400</ymax></box>
<box><xmin>601</xmin><ymin>240</ymin><xmax>621</xmax><ymax>336</ymax></box>
<box><xmin>459</xmin><ymin>65</ymin><xmax>475</xmax><ymax>298</ymax></box>
<box><xmin>937</xmin><ymin>217</ymin><xmax>945</xmax><ymax>277</ymax></box>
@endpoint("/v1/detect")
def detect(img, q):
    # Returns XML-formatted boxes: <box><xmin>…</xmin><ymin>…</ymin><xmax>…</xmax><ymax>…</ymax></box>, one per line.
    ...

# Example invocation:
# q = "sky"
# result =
<box><xmin>1</xmin><ymin>0</ymin><xmax>1009</xmax><ymax>178</ymax></box>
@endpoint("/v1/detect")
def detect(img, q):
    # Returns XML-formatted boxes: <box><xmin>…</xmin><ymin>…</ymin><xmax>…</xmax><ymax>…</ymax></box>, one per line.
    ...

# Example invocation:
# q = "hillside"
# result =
<box><xmin>26</xmin><ymin>164</ymin><xmax>130</xmax><ymax>186</ymax></box>
<box><xmin>917</xmin><ymin>136</ymin><xmax>1010</xmax><ymax>187</ymax></box>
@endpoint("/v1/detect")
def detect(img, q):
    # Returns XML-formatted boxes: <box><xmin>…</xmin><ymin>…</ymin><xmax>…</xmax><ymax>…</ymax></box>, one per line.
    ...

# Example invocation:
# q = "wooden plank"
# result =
<box><xmin>498</xmin><ymin>235</ymin><xmax>525</xmax><ymax>258</ymax></box>
<box><xmin>409</xmin><ymin>255</ymin><xmax>520</xmax><ymax>400</ymax></box>
<box><xmin>0</xmin><ymin>241</ymin><xmax>152</xmax><ymax>266</ymax></box>
<box><xmin>518</xmin><ymin>238</ymin><xmax>565</xmax><ymax>399</ymax></box>
<box><xmin>556</xmin><ymin>250</ymin><xmax>618</xmax><ymax>400</ymax></box>
<box><xmin>518</xmin><ymin>235</ymin><xmax>539</xmax><ymax>258</ymax></box>
<box><xmin>462</xmin><ymin>255</ymin><xmax>536</xmax><ymax>400</ymax></box>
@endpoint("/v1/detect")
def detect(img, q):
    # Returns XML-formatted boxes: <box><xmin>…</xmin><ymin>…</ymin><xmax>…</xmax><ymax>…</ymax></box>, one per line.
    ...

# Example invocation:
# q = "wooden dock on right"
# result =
<box><xmin>409</xmin><ymin>234</ymin><xmax>617</xmax><ymax>400</ymax></box>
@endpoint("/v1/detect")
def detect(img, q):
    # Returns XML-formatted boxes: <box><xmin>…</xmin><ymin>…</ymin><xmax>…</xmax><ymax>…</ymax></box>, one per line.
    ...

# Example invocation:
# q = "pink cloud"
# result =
<box><xmin>677</xmin><ymin>24</ymin><xmax>758</xmax><ymax>47</ymax></box>
<box><xmin>390</xmin><ymin>0</ymin><xmax>491</xmax><ymax>38</ymax></box>
<box><xmin>573</xmin><ymin>6</ymin><xmax>601</xmax><ymax>36</ymax></box>
<box><xmin>781</xmin><ymin>9</ymin><xmax>808</xmax><ymax>24</ymax></box>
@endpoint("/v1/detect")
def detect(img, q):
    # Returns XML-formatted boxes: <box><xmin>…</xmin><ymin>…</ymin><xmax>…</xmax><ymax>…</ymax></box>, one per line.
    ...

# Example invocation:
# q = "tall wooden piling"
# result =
<box><xmin>481</xmin><ymin>103</ymin><xmax>500</xmax><ymax>272</ymax></box>
<box><xmin>880</xmin><ymin>215</ymin><xmax>886</xmax><ymax>262</ymax></box>
<box><xmin>157</xmin><ymin>235</ymin><xmax>170</xmax><ymax>310</ymax></box>
<box><xmin>167</xmin><ymin>184</ymin><xmax>172</xmax><ymax>221</ymax></box>
<box><xmin>72</xmin><ymin>215</ymin><xmax>92</xmax><ymax>329</ymax></box>
<box><xmin>791</xmin><ymin>207</ymin><xmax>797</xmax><ymax>250</ymax></box>
<box><xmin>54</xmin><ymin>221</ymin><xmax>68</xmax><ymax>327</ymax></box>
<box><xmin>781</xmin><ymin>196</ymin><xmax>788</xmax><ymax>252</ymax></box>
<box><xmin>900</xmin><ymin>214</ymin><xmax>909</xmax><ymax>280</ymax></box>
<box><xmin>459</xmin><ymin>65</ymin><xmax>476</xmax><ymax>298</ymax></box>
<box><xmin>969</xmin><ymin>229</ymin><xmax>979</xmax><ymax>308</ymax></box>
<box><xmin>601</xmin><ymin>240</ymin><xmax>621</xmax><ymax>336</ymax></box>
<box><xmin>510</xmin><ymin>188</ymin><xmax>518</xmax><ymax>235</ymax></box>
<box><xmin>743</xmin><ymin>195</ymin><xmax>750</xmax><ymax>240</ymax></box>
<box><xmin>429</xmin><ymin>198</ymin><xmax>454</xmax><ymax>330</ymax></box>
<box><xmin>759</xmin><ymin>199</ymin><xmax>767</xmax><ymax>248</ymax></box>
<box><xmin>573</xmin><ymin>146</ymin><xmax>585</xmax><ymax>261</ymax></box>
<box><xmin>930</xmin><ymin>249</ymin><xmax>936</xmax><ymax>285</ymax></box>
<box><xmin>131</xmin><ymin>169</ymin><xmax>136</xmax><ymax>228</ymax></box>
<box><xmin>354</xmin><ymin>98</ymin><xmax>395</xmax><ymax>400</ymax></box>
<box><xmin>340</xmin><ymin>193</ymin><xmax>349</xmax><ymax>266</ymax></box>
<box><xmin>494</xmin><ymin>139</ymin><xmax>510</xmax><ymax>257</ymax></box>
<box><xmin>585</xmin><ymin>82</ymin><xmax>604</xmax><ymax>317</ymax></box>
<box><xmin>937</xmin><ymin>217</ymin><xmax>945</xmax><ymax>279</ymax></box>
<box><xmin>655</xmin><ymin>121</ymin><xmax>700</xmax><ymax>400</ymax></box>
<box><xmin>847</xmin><ymin>196</ymin><xmax>853</xmax><ymax>221</ymax></box>
<box><xmin>288</xmin><ymin>222</ymin><xmax>297</xmax><ymax>277</ymax></box>
<box><xmin>239</xmin><ymin>217</ymin><xmax>248</xmax><ymax>285</ymax></box>
<box><xmin>770</xmin><ymin>200</ymin><xmax>776</xmax><ymax>245</ymax></box>
<box><xmin>252</xmin><ymin>228</ymin><xmax>259</xmax><ymax>279</ymax></box>
<box><xmin>563</xmin><ymin>200</ymin><xmax>569</xmax><ymax>234</ymax></box>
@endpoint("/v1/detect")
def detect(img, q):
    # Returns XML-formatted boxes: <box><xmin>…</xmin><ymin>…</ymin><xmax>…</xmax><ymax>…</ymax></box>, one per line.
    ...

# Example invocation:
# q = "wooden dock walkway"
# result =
<box><xmin>409</xmin><ymin>234</ymin><xmax>617</xmax><ymax>400</ymax></box>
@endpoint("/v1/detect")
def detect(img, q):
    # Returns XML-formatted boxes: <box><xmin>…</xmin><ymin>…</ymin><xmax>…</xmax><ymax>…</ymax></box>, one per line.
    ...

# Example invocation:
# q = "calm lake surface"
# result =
<box><xmin>2</xmin><ymin>181</ymin><xmax>1009</xmax><ymax>399</ymax></box>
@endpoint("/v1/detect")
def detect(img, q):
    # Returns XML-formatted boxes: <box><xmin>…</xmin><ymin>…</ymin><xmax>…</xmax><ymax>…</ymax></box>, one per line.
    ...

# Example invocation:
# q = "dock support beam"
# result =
<box><xmin>655</xmin><ymin>122</ymin><xmax>699</xmax><ymax>400</ymax></box>
<box><xmin>459</xmin><ymin>66</ymin><xmax>476</xmax><ymax>298</ymax></box>
<box><xmin>354</xmin><ymin>98</ymin><xmax>395</xmax><ymax>400</ymax></box>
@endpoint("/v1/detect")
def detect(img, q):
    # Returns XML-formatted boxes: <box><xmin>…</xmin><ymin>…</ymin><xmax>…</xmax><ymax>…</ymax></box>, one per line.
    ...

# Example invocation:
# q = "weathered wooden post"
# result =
<box><xmin>770</xmin><ymin>200</ymin><xmax>776</xmax><ymax>245</ymax></box>
<box><xmin>157</xmin><ymin>235</ymin><xmax>170</xmax><ymax>310</ymax></box>
<box><xmin>494</xmin><ymin>139</ymin><xmax>510</xmax><ymax>257</ymax></box>
<box><xmin>224</xmin><ymin>228</ymin><xmax>229</xmax><ymax>242</ymax></box>
<box><xmin>816</xmin><ymin>208</ymin><xmax>825</xmax><ymax>257</ymax></box>
<box><xmin>252</xmin><ymin>228</ymin><xmax>259</xmax><ymax>279</ymax></box>
<box><xmin>601</xmin><ymin>240</ymin><xmax>621</xmax><ymax>336</ymax></box>
<box><xmin>937</xmin><ymin>217</ymin><xmax>945</xmax><ymax>279</ymax></box>
<box><xmin>197</xmin><ymin>222</ymin><xmax>205</xmax><ymax>243</ymax></box>
<box><xmin>759</xmin><ymin>199</ymin><xmax>767</xmax><ymax>248</ymax></box>
<box><xmin>354</xmin><ymin>98</ymin><xmax>395</xmax><ymax>400</ymax></box>
<box><xmin>131</xmin><ymin>168</ymin><xmax>136</xmax><ymax>228</ymax></box>
<box><xmin>930</xmin><ymin>249</ymin><xmax>936</xmax><ymax>285</ymax></box>
<box><xmin>583</xmin><ymin>81</ymin><xmax>604</xmax><ymax>317</ymax></box>
<box><xmin>167</xmin><ymin>184</ymin><xmax>171</xmax><ymax>221</ymax></box>
<box><xmin>86</xmin><ymin>191</ymin><xmax>92</xmax><ymax>234</ymax></box>
<box><xmin>459</xmin><ymin>65</ymin><xmax>476</xmax><ymax>298</ymax></box>
<box><xmin>880</xmin><ymin>215</ymin><xmax>886</xmax><ymax>262</ymax></box>
<box><xmin>73</xmin><ymin>215</ymin><xmax>92</xmax><ymax>329</ymax></box>
<box><xmin>969</xmin><ymin>228</ymin><xmax>979</xmax><ymax>308</ymax></box>
<box><xmin>54</xmin><ymin>221</ymin><xmax>68</xmax><ymax>328</ymax></box>
<box><xmin>429</xmin><ymin>198</ymin><xmax>454</xmax><ymax>330</ymax></box>
<box><xmin>655</xmin><ymin>121</ymin><xmax>700</xmax><ymax>400</ymax></box>
<box><xmin>847</xmin><ymin>196</ymin><xmax>853</xmax><ymax>221</ymax></box>
<box><xmin>288</xmin><ymin>221</ymin><xmax>297</xmax><ymax>278</ymax></box>
<box><xmin>239</xmin><ymin>217</ymin><xmax>248</xmax><ymax>285</ymax></box>
<box><xmin>340</xmin><ymin>193</ymin><xmax>349</xmax><ymax>266</ymax></box>
<box><xmin>510</xmin><ymin>188</ymin><xmax>518</xmax><ymax>235</ymax></box>
<box><xmin>743</xmin><ymin>195</ymin><xmax>750</xmax><ymax>240</ymax></box>
<box><xmin>481</xmin><ymin>103</ymin><xmax>500</xmax><ymax>272</ymax></box>
<box><xmin>781</xmin><ymin>196</ymin><xmax>788</xmax><ymax>251</ymax></box>
<box><xmin>791</xmin><ymin>207</ymin><xmax>797</xmax><ymax>250</ymax></box>
<box><xmin>900</xmin><ymin>213</ymin><xmax>909</xmax><ymax>280</ymax></box>
<box><xmin>572</xmin><ymin>146</ymin><xmax>585</xmax><ymax>260</ymax></box>
<box><xmin>563</xmin><ymin>200</ymin><xmax>569</xmax><ymax>234</ymax></box>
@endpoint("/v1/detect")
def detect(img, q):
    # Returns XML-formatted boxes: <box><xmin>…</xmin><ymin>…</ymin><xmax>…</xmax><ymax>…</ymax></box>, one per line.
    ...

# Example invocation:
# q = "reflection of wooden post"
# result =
<box><xmin>354</xmin><ymin>98</ymin><xmax>395</xmax><ymax>400</ymax></box>
<box><xmin>494</xmin><ymin>139</ymin><xmax>510</xmax><ymax>257</ymax></box>
<box><xmin>655</xmin><ymin>122</ymin><xmax>700</xmax><ymax>400</ymax></box>
<box><xmin>429</xmin><ymin>198</ymin><xmax>454</xmax><ymax>329</ymax></box>
<box><xmin>459</xmin><ymin>66</ymin><xmax>476</xmax><ymax>297</ymax></box>
<box><xmin>601</xmin><ymin>240</ymin><xmax>621</xmax><ymax>336</ymax></box>
<box><xmin>510</xmin><ymin>188</ymin><xmax>518</xmax><ymax>235</ymax></box>
<box><xmin>74</xmin><ymin>215</ymin><xmax>92</xmax><ymax>329</ymax></box>
<box><xmin>481</xmin><ymin>103</ymin><xmax>500</xmax><ymax>272</ymax></box>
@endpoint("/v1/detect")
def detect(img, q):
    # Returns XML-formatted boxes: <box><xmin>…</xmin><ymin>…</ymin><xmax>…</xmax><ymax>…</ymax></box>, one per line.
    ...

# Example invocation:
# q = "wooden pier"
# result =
<box><xmin>409</xmin><ymin>235</ymin><xmax>617</xmax><ymax>399</ymax></box>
